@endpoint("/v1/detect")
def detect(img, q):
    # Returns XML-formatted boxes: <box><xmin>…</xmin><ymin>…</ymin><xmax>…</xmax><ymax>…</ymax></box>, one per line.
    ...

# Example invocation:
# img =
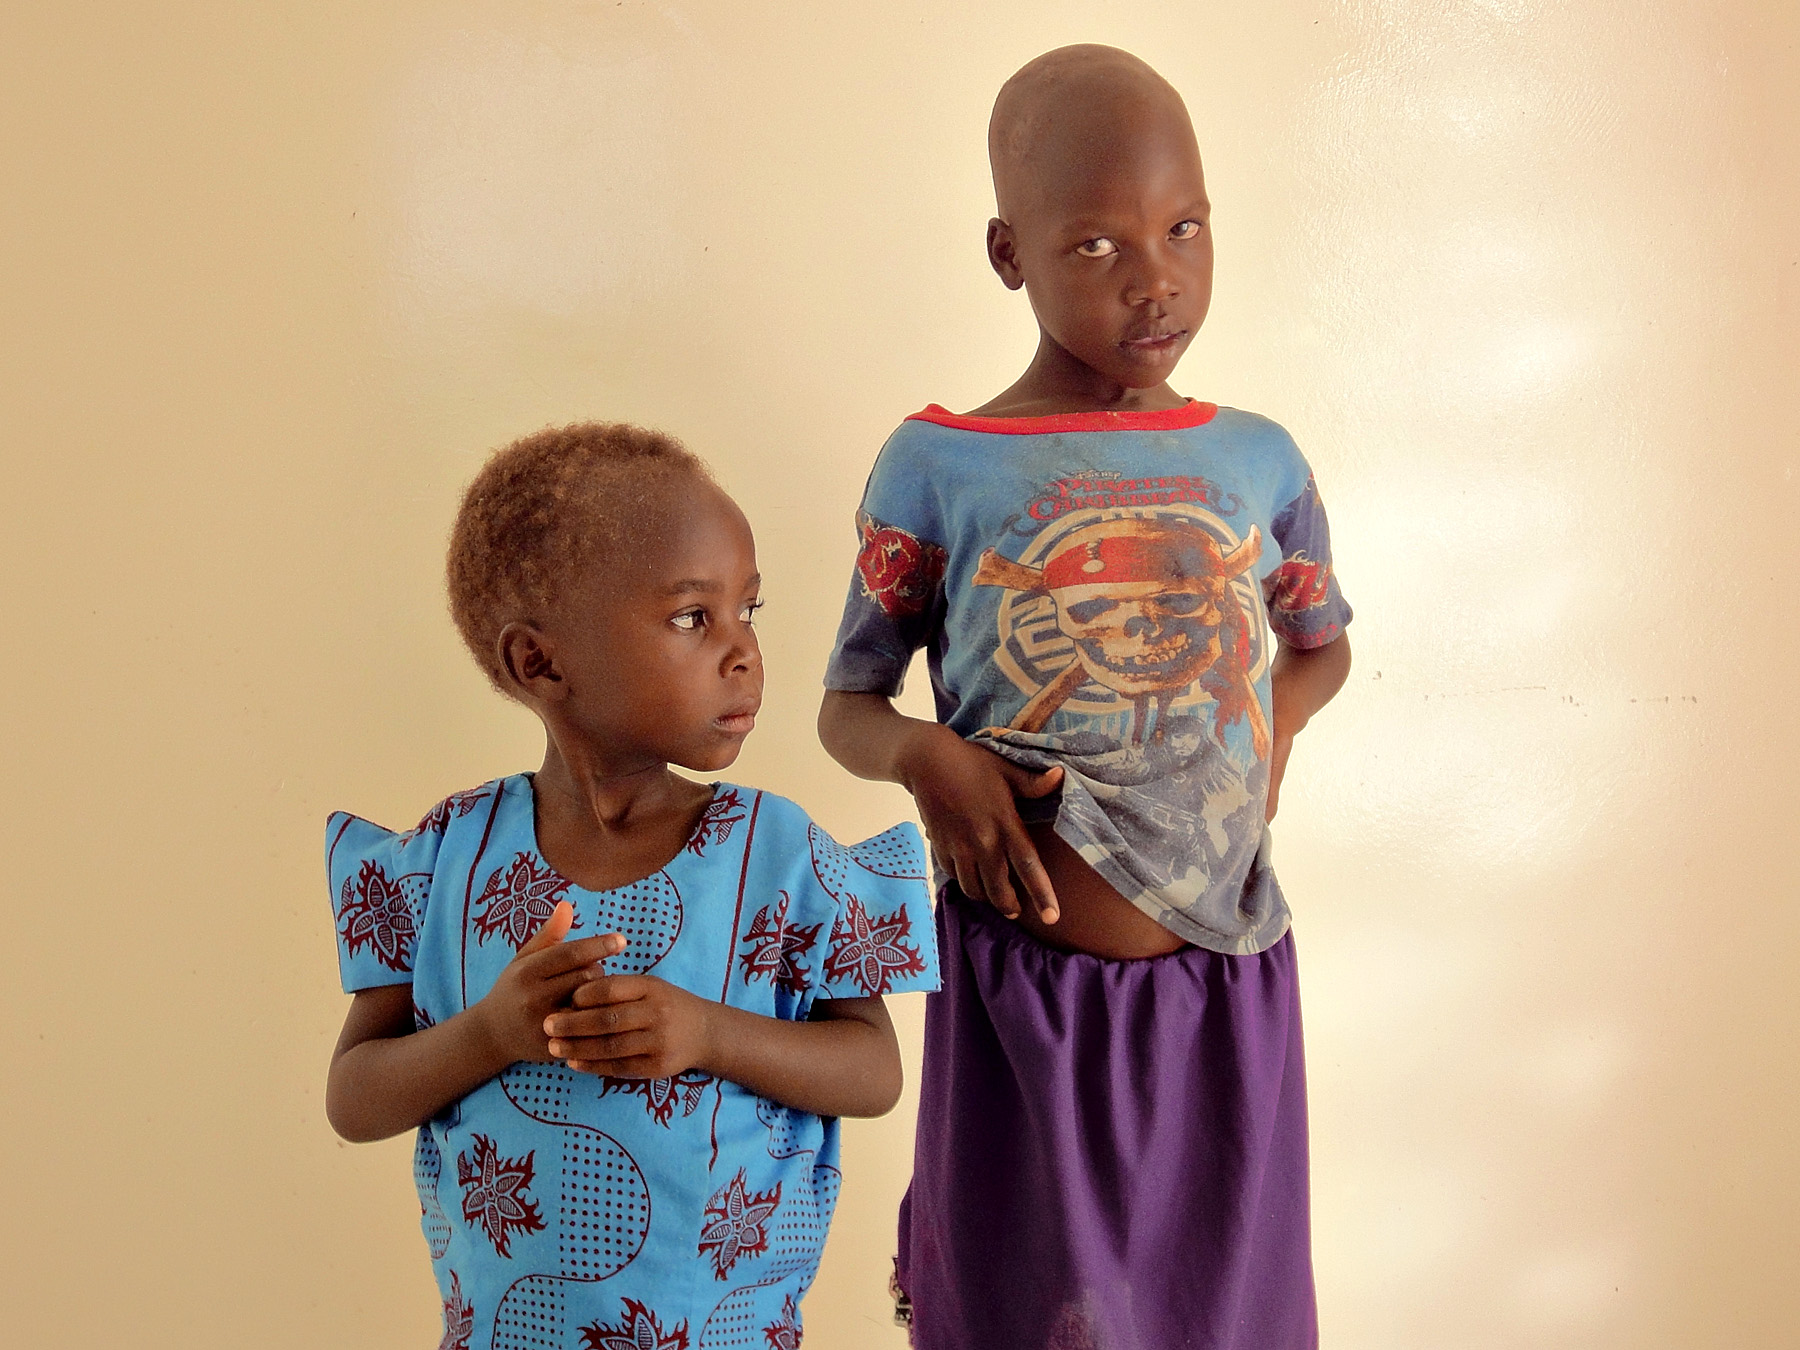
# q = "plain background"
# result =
<box><xmin>3</xmin><ymin>1</ymin><xmax>1797</xmax><ymax>1346</ymax></box>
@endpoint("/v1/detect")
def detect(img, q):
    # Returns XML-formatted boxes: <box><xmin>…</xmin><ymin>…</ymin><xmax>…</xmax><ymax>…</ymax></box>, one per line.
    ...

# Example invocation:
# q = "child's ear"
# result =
<box><xmin>986</xmin><ymin>217</ymin><xmax>1026</xmax><ymax>291</ymax></box>
<box><xmin>496</xmin><ymin>622</ymin><xmax>564</xmax><ymax>701</ymax></box>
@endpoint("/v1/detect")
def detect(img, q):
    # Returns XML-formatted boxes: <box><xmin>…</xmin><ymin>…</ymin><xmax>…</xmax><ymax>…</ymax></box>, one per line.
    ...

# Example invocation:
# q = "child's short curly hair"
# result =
<box><xmin>446</xmin><ymin>421</ymin><xmax>711</xmax><ymax>689</ymax></box>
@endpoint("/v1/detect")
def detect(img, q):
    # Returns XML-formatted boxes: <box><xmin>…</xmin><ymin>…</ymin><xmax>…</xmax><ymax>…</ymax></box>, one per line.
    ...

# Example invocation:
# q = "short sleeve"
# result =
<box><xmin>806</xmin><ymin>821</ymin><xmax>939</xmax><ymax>1001</ymax></box>
<box><xmin>823</xmin><ymin>428</ymin><xmax>949</xmax><ymax>697</ymax></box>
<box><xmin>324</xmin><ymin>809</ymin><xmax>443</xmax><ymax>992</ymax></box>
<box><xmin>1265</xmin><ymin>471</ymin><xmax>1354</xmax><ymax>649</ymax></box>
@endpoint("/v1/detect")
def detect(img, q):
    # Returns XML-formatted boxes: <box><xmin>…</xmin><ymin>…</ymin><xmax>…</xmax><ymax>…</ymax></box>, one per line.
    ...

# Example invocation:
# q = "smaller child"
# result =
<box><xmin>325</xmin><ymin>423</ymin><xmax>937</xmax><ymax>1350</ymax></box>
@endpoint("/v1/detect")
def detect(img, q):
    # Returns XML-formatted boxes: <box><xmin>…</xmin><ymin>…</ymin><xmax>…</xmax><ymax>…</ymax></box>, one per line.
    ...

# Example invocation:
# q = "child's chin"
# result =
<box><xmin>677</xmin><ymin>740</ymin><xmax>747</xmax><ymax>774</ymax></box>
<box><xmin>1112</xmin><ymin>350</ymin><xmax>1185</xmax><ymax>382</ymax></box>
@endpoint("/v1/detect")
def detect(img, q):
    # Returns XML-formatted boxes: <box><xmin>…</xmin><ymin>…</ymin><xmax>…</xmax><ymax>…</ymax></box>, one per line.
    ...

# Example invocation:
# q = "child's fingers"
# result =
<box><xmin>515</xmin><ymin>900</ymin><xmax>575</xmax><ymax>955</ymax></box>
<box><xmin>562</xmin><ymin>1053</ymin><xmax>662</xmax><ymax>1079</ymax></box>
<box><xmin>997</xmin><ymin>759</ymin><xmax>1064</xmax><ymax>798</ymax></box>
<box><xmin>948</xmin><ymin>847</ymin><xmax>992</xmax><ymax>911</ymax></box>
<box><xmin>568</xmin><ymin>973</ymin><xmax>654</xmax><ymax>1009</ymax></box>
<box><xmin>543</xmin><ymin>1001</ymin><xmax>654</xmax><ymax>1040</ymax></box>
<box><xmin>976</xmin><ymin>847</ymin><xmax>1024</xmax><ymax>920</ymax></box>
<box><xmin>548</xmin><ymin>1029</ymin><xmax>657</xmax><ymax>1062</ymax></box>
<box><xmin>538</xmin><ymin>965</ymin><xmax>613</xmax><ymax>1005</ymax></box>
<box><xmin>526</xmin><ymin>932</ymin><xmax>626</xmax><ymax>976</ymax></box>
<box><xmin>1005</xmin><ymin>826</ymin><xmax>1059</xmax><ymax>924</ymax></box>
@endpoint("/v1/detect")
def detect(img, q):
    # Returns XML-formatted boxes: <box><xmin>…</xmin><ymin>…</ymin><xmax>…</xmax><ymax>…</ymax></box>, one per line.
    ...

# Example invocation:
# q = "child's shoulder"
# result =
<box><xmin>723</xmin><ymin>786</ymin><xmax>936</xmax><ymax>997</ymax></box>
<box><xmin>869</xmin><ymin>407</ymin><xmax>967</xmax><ymax>470</ymax></box>
<box><xmin>1202</xmin><ymin>405</ymin><xmax>1318</xmax><ymax>491</ymax></box>
<box><xmin>325</xmin><ymin>775</ymin><xmax>515</xmax><ymax>863</ymax></box>
<box><xmin>715</xmin><ymin>783</ymin><xmax>927</xmax><ymax>879</ymax></box>
<box><xmin>1204</xmin><ymin>403</ymin><xmax>1301</xmax><ymax>448</ymax></box>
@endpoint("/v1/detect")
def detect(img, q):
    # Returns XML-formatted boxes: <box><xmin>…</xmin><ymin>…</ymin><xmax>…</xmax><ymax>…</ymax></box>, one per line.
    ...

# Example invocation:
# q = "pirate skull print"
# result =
<box><xmin>976</xmin><ymin>509</ymin><xmax>1272</xmax><ymax>754</ymax></box>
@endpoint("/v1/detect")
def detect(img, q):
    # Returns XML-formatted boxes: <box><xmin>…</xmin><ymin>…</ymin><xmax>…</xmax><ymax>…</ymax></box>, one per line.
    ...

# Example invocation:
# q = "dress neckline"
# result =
<box><xmin>517</xmin><ymin>773</ymin><xmax>730</xmax><ymax>895</ymax></box>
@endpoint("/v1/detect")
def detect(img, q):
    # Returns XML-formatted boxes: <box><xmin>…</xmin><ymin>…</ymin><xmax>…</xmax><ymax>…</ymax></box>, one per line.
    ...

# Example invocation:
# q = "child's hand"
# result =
<box><xmin>471</xmin><ymin>901</ymin><xmax>626</xmax><ymax>1066</ymax></box>
<box><xmin>543</xmin><ymin>974</ymin><xmax>715</xmax><ymax>1079</ymax></box>
<box><xmin>899</xmin><ymin>723</ymin><xmax>1063</xmax><ymax>923</ymax></box>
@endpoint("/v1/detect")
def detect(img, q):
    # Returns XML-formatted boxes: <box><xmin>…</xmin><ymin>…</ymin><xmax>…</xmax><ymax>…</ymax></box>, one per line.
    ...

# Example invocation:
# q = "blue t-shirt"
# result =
<box><xmin>825</xmin><ymin>402</ymin><xmax>1352</xmax><ymax>955</ymax></box>
<box><xmin>325</xmin><ymin>775</ymin><xmax>938</xmax><ymax>1350</ymax></box>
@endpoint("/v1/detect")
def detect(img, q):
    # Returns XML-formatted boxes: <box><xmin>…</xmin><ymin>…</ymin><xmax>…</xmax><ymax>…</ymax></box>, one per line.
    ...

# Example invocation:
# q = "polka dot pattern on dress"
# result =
<box><xmin>491</xmin><ymin>1273</ymin><xmax>567</xmax><ymax>1350</ymax></box>
<box><xmin>581</xmin><ymin>873</ymin><xmax>683</xmax><ymax>976</ymax></box>
<box><xmin>808</xmin><ymin>824</ymin><xmax>925</xmax><ymax>904</ymax></box>
<box><xmin>414</xmin><ymin>1129</ymin><xmax>452</xmax><ymax>1259</ymax></box>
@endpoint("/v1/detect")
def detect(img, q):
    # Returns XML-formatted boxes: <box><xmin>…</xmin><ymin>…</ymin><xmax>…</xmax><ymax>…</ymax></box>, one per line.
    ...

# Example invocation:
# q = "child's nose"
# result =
<box><xmin>1125</xmin><ymin>248</ymin><xmax>1181</xmax><ymax>304</ymax></box>
<box><xmin>724</xmin><ymin>631</ymin><xmax>763</xmax><ymax>675</ymax></box>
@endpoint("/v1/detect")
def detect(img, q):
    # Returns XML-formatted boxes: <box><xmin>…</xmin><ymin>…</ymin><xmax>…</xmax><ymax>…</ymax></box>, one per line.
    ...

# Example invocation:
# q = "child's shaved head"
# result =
<box><xmin>989</xmin><ymin>45</ymin><xmax>1198</xmax><ymax>221</ymax></box>
<box><xmin>446</xmin><ymin>421</ymin><xmax>713</xmax><ymax>689</ymax></box>
<box><xmin>980</xmin><ymin>46</ymin><xmax>1212</xmax><ymax>404</ymax></box>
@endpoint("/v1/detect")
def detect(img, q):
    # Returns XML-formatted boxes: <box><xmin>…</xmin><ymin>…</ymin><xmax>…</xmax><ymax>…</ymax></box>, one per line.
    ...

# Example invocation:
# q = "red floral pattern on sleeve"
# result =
<box><xmin>737</xmin><ymin>891</ymin><xmax>823</xmax><ymax>994</ymax></box>
<box><xmin>855</xmin><ymin>510</ymin><xmax>946</xmax><ymax>618</ymax></box>
<box><xmin>580</xmin><ymin>1298</ymin><xmax>690</xmax><ymax>1350</ymax></box>
<box><xmin>455</xmin><ymin>1133</ymin><xmax>546</xmax><ymax>1258</ymax></box>
<box><xmin>472</xmin><ymin>852</ymin><xmax>577</xmax><ymax>949</ymax></box>
<box><xmin>404</xmin><ymin>786</ymin><xmax>492</xmax><ymax>843</ymax></box>
<box><xmin>822</xmin><ymin>895</ymin><xmax>928</xmax><ymax>996</ymax></box>
<box><xmin>337</xmin><ymin>860</ymin><xmax>425</xmax><ymax>971</ymax></box>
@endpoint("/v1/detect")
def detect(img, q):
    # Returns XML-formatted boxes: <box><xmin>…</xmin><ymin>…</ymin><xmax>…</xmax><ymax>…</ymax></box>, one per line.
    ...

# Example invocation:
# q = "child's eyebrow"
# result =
<box><xmin>663</xmin><ymin>572</ymin><xmax>762</xmax><ymax>595</ymax></box>
<box><xmin>1062</xmin><ymin>200</ymin><xmax>1212</xmax><ymax>233</ymax></box>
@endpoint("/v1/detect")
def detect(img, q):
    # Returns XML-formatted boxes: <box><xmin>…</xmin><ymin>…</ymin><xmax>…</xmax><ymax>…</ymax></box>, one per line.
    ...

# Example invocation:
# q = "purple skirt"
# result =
<box><xmin>896</xmin><ymin>893</ymin><xmax>1317</xmax><ymax>1350</ymax></box>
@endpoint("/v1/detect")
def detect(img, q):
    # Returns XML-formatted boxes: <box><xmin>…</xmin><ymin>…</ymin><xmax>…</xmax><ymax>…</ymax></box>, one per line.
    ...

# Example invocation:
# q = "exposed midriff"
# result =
<box><xmin>1010</xmin><ymin>822</ymin><xmax>1189</xmax><ymax>960</ymax></box>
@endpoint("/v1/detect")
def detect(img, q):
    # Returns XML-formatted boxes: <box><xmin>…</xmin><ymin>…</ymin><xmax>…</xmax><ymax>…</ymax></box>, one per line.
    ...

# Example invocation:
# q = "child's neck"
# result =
<box><xmin>531</xmin><ymin>740</ymin><xmax>715</xmax><ymax>892</ymax></box>
<box><xmin>970</xmin><ymin>334</ymin><xmax>1189</xmax><ymax>419</ymax></box>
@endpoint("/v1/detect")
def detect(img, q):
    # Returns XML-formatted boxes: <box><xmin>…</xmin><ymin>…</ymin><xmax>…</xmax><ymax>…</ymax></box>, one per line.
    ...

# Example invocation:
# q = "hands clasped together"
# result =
<box><xmin>472</xmin><ymin>899</ymin><xmax>711</xmax><ymax>1081</ymax></box>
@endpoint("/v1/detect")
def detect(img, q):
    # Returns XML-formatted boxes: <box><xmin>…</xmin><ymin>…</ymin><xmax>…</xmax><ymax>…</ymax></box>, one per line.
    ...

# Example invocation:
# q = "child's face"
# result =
<box><xmin>540</xmin><ymin>481</ymin><xmax>764</xmax><ymax>777</ymax></box>
<box><xmin>996</xmin><ymin>128</ymin><xmax>1212</xmax><ymax>392</ymax></box>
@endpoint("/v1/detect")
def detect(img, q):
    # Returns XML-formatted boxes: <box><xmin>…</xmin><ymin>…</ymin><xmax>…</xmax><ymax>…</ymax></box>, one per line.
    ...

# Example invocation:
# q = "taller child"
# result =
<box><xmin>819</xmin><ymin>45</ymin><xmax>1352</xmax><ymax>1349</ymax></box>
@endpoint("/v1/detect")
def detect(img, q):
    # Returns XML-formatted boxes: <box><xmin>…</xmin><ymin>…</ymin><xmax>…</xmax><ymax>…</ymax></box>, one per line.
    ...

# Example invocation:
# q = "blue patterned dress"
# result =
<box><xmin>325</xmin><ymin>775</ymin><xmax>938</xmax><ymax>1350</ymax></box>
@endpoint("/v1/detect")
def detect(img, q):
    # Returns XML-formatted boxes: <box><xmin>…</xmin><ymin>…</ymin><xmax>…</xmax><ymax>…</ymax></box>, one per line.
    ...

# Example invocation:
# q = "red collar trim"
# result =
<box><xmin>906</xmin><ymin>400</ymin><xmax>1218</xmax><ymax>435</ymax></box>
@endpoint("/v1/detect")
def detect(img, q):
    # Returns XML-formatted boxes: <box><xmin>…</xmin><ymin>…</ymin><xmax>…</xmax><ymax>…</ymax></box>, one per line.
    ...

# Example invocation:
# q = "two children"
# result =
<box><xmin>328</xmin><ymin>42</ymin><xmax>1349</xmax><ymax>1350</ymax></box>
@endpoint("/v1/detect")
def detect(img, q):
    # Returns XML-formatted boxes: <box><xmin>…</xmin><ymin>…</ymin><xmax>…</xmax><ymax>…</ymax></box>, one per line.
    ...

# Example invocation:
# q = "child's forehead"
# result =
<box><xmin>1014</xmin><ymin>136</ymin><xmax>1206</xmax><ymax>225</ymax></box>
<box><xmin>559</xmin><ymin>479</ymin><xmax>754</xmax><ymax>605</ymax></box>
<box><xmin>990</xmin><ymin>47</ymin><xmax>1200</xmax><ymax>218</ymax></box>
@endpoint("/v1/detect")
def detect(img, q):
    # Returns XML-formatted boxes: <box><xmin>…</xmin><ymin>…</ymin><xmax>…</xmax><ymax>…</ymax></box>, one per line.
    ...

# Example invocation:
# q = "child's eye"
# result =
<box><xmin>740</xmin><ymin>599</ymin><xmax>764</xmax><ymax>624</ymax></box>
<box><xmin>1075</xmin><ymin>237</ymin><xmax>1117</xmax><ymax>258</ymax></box>
<box><xmin>671</xmin><ymin>609</ymin><xmax>706</xmax><ymax>632</ymax></box>
<box><xmin>1171</xmin><ymin>220</ymin><xmax>1205</xmax><ymax>240</ymax></box>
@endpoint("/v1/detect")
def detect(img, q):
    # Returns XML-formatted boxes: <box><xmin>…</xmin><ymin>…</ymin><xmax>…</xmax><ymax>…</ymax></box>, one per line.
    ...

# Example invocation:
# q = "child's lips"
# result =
<box><xmin>1121</xmin><ymin>329</ymin><xmax>1185</xmax><ymax>354</ymax></box>
<box><xmin>714</xmin><ymin>708</ymin><xmax>759</xmax><ymax>735</ymax></box>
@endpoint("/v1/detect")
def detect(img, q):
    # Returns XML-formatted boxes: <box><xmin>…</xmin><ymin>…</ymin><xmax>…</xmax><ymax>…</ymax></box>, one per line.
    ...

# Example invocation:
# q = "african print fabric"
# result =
<box><xmin>825</xmin><ymin>402</ymin><xmax>1352</xmax><ymax>954</ymax></box>
<box><xmin>325</xmin><ymin>775</ymin><xmax>937</xmax><ymax>1350</ymax></box>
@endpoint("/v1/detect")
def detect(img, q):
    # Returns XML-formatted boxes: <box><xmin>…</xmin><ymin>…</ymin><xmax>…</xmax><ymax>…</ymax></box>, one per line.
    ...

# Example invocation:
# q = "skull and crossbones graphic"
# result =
<box><xmin>974</xmin><ymin>515</ymin><xmax>1271</xmax><ymax>753</ymax></box>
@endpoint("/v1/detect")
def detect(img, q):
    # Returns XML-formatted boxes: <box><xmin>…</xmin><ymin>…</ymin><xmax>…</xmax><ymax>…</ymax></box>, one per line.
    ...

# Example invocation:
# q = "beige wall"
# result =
<box><xmin>3</xmin><ymin>1</ymin><xmax>1796</xmax><ymax>1345</ymax></box>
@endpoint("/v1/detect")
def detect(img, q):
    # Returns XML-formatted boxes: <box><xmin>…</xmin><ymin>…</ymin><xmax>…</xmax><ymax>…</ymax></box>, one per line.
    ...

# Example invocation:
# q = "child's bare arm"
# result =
<box><xmin>1266</xmin><ymin>631</ymin><xmax>1353</xmax><ymax>821</ymax></box>
<box><xmin>325</xmin><ymin>903</ymin><xmax>622</xmax><ymax>1142</ymax></box>
<box><xmin>817</xmin><ymin>689</ymin><xmax>1063</xmax><ymax>922</ymax></box>
<box><xmin>545</xmin><ymin>979</ymin><xmax>904</xmax><ymax>1118</ymax></box>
